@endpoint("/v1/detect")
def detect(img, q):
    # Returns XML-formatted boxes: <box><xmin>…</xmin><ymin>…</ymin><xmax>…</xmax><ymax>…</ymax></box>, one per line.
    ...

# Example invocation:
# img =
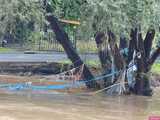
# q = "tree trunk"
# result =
<box><xmin>95</xmin><ymin>32</ymin><xmax>112</xmax><ymax>87</ymax></box>
<box><xmin>108</xmin><ymin>30</ymin><xmax>125</xmax><ymax>70</ymax></box>
<box><xmin>132</xmin><ymin>29</ymin><xmax>152</xmax><ymax>96</ymax></box>
<box><xmin>95</xmin><ymin>32</ymin><xmax>111</xmax><ymax>70</ymax></box>
<box><xmin>147</xmin><ymin>47</ymin><xmax>160</xmax><ymax>69</ymax></box>
<box><xmin>127</xmin><ymin>28</ymin><xmax>138</xmax><ymax>64</ymax></box>
<box><xmin>119</xmin><ymin>35</ymin><xmax>128</xmax><ymax>50</ymax></box>
<box><xmin>144</xmin><ymin>29</ymin><xmax>155</xmax><ymax>59</ymax></box>
<box><xmin>45</xmin><ymin>3</ymin><xmax>100</xmax><ymax>89</ymax></box>
<box><xmin>95</xmin><ymin>31</ymin><xmax>126</xmax><ymax>87</ymax></box>
<box><xmin>43</xmin><ymin>1</ymin><xmax>159</xmax><ymax>95</ymax></box>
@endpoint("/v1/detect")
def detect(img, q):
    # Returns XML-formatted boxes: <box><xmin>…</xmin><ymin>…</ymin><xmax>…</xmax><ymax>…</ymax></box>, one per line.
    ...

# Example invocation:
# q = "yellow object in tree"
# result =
<box><xmin>59</xmin><ymin>19</ymin><xmax>80</xmax><ymax>25</ymax></box>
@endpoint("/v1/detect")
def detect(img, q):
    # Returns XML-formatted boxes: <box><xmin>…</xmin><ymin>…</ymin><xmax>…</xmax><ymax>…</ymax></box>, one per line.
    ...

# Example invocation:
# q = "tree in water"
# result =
<box><xmin>43</xmin><ymin>0</ymin><xmax>100</xmax><ymax>89</ymax></box>
<box><xmin>42</xmin><ymin>0</ymin><xmax>160</xmax><ymax>96</ymax></box>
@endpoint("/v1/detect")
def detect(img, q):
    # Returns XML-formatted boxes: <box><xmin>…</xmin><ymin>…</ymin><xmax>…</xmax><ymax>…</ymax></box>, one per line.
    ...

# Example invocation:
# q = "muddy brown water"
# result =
<box><xmin>0</xmin><ymin>88</ymin><xmax>159</xmax><ymax>120</ymax></box>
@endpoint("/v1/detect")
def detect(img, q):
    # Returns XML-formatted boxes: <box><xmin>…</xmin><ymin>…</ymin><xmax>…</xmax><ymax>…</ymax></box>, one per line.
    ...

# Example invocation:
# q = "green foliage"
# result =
<box><xmin>79</xmin><ymin>0</ymin><xmax>160</xmax><ymax>39</ymax></box>
<box><xmin>0</xmin><ymin>0</ymin><xmax>44</xmax><ymax>44</ymax></box>
<box><xmin>0</xmin><ymin>47</ymin><xmax>14</xmax><ymax>53</ymax></box>
<box><xmin>151</xmin><ymin>63</ymin><xmax>160</xmax><ymax>74</ymax></box>
<box><xmin>0</xmin><ymin>0</ymin><xmax>160</xmax><ymax>50</ymax></box>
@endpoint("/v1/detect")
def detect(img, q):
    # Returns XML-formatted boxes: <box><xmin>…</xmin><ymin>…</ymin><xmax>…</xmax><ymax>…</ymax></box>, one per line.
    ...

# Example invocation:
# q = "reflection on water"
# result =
<box><xmin>0</xmin><ymin>89</ymin><xmax>160</xmax><ymax>120</ymax></box>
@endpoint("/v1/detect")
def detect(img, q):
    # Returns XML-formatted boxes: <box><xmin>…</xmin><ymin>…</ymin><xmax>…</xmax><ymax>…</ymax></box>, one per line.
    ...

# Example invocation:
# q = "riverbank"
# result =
<box><xmin>0</xmin><ymin>72</ymin><xmax>159</xmax><ymax>94</ymax></box>
<box><xmin>0</xmin><ymin>68</ymin><xmax>159</xmax><ymax>120</ymax></box>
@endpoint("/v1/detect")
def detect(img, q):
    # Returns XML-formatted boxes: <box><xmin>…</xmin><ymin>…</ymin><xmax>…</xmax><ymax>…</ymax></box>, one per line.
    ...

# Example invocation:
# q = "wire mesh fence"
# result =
<box><xmin>3</xmin><ymin>37</ymin><xmax>98</xmax><ymax>54</ymax></box>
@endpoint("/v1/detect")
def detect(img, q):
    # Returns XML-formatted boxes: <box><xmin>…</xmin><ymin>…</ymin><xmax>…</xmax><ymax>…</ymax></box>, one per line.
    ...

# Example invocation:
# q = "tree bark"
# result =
<box><xmin>95</xmin><ymin>32</ymin><xmax>111</xmax><ymax>69</ymax></box>
<box><xmin>108</xmin><ymin>30</ymin><xmax>125</xmax><ymax>70</ymax></box>
<box><xmin>43</xmin><ymin>1</ymin><xmax>159</xmax><ymax>95</ymax></box>
<box><xmin>134</xmin><ymin>32</ymin><xmax>146</xmax><ymax>94</ymax></box>
<box><xmin>144</xmin><ymin>29</ymin><xmax>155</xmax><ymax>59</ymax></box>
<box><xmin>119</xmin><ymin>35</ymin><xmax>128</xmax><ymax>50</ymax></box>
<box><xmin>147</xmin><ymin>47</ymin><xmax>160</xmax><ymax>68</ymax></box>
<box><xmin>95</xmin><ymin>32</ymin><xmax>112</xmax><ymax>87</ymax></box>
<box><xmin>134</xmin><ymin>31</ymin><xmax>152</xmax><ymax>96</ymax></box>
<box><xmin>45</xmin><ymin>3</ymin><xmax>100</xmax><ymax>89</ymax></box>
<box><xmin>127</xmin><ymin>28</ymin><xmax>138</xmax><ymax>64</ymax></box>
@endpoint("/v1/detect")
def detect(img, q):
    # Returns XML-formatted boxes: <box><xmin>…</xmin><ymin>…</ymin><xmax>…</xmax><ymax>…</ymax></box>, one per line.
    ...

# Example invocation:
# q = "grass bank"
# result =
<box><xmin>151</xmin><ymin>63</ymin><xmax>160</xmax><ymax>74</ymax></box>
<box><xmin>24</xmin><ymin>40</ymin><xmax>98</xmax><ymax>53</ymax></box>
<box><xmin>60</xmin><ymin>59</ymin><xmax>160</xmax><ymax>74</ymax></box>
<box><xmin>0</xmin><ymin>47</ymin><xmax>14</xmax><ymax>53</ymax></box>
<box><xmin>59</xmin><ymin>59</ymin><xmax>101</xmax><ymax>68</ymax></box>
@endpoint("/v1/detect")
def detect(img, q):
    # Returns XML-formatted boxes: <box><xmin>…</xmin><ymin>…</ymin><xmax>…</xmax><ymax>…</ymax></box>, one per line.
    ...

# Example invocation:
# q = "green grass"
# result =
<box><xmin>59</xmin><ymin>60</ymin><xmax>72</xmax><ymax>64</ymax></box>
<box><xmin>31</xmin><ymin>40</ymin><xmax>98</xmax><ymax>53</ymax></box>
<box><xmin>76</xmin><ymin>40</ymin><xmax>98</xmax><ymax>53</ymax></box>
<box><xmin>151</xmin><ymin>63</ymin><xmax>160</xmax><ymax>74</ymax></box>
<box><xmin>59</xmin><ymin>59</ymin><xmax>101</xmax><ymax>68</ymax></box>
<box><xmin>60</xmin><ymin>60</ymin><xmax>160</xmax><ymax>73</ymax></box>
<box><xmin>0</xmin><ymin>47</ymin><xmax>14</xmax><ymax>53</ymax></box>
<box><xmin>85</xmin><ymin>60</ymin><xmax>101</xmax><ymax>67</ymax></box>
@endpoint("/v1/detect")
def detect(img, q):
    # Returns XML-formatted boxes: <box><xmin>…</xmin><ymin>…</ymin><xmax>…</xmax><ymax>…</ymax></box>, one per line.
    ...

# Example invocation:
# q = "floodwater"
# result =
<box><xmin>0</xmin><ymin>89</ymin><xmax>160</xmax><ymax>120</ymax></box>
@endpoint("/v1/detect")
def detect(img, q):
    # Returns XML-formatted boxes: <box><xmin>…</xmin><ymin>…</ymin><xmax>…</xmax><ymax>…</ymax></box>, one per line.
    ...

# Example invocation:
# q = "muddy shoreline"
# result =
<box><xmin>0</xmin><ymin>62</ymin><xmax>70</xmax><ymax>75</ymax></box>
<box><xmin>0</xmin><ymin>61</ymin><xmax>159</xmax><ymax>94</ymax></box>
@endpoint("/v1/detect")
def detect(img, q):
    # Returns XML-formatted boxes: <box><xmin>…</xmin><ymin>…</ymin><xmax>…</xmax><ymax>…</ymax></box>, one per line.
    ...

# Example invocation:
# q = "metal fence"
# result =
<box><xmin>4</xmin><ymin>31</ymin><xmax>77</xmax><ymax>52</ymax></box>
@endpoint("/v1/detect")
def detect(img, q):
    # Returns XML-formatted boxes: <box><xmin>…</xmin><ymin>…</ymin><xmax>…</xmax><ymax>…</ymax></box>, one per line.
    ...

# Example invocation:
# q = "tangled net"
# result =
<box><xmin>55</xmin><ymin>64</ymin><xmax>84</xmax><ymax>82</ymax></box>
